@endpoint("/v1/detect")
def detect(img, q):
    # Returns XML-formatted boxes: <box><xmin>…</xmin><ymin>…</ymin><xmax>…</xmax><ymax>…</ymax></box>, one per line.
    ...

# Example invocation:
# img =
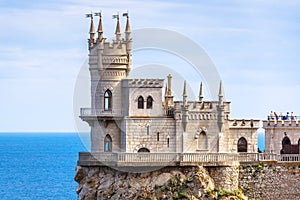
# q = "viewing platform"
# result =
<box><xmin>80</xmin><ymin>108</ymin><xmax>123</xmax><ymax>118</ymax></box>
<box><xmin>77</xmin><ymin>152</ymin><xmax>300</xmax><ymax>167</ymax></box>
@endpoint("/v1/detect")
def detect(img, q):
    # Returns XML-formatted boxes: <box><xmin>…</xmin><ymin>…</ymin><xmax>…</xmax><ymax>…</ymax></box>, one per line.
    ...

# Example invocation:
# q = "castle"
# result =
<box><xmin>79</xmin><ymin>13</ymin><xmax>261</xmax><ymax>156</ymax></box>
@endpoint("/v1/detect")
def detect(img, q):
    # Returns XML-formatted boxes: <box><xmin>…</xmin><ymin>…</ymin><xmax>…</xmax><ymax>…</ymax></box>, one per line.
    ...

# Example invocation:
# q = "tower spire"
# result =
<box><xmin>218</xmin><ymin>80</ymin><xmax>224</xmax><ymax>105</ymax></box>
<box><xmin>86</xmin><ymin>13</ymin><xmax>95</xmax><ymax>48</ymax></box>
<box><xmin>123</xmin><ymin>12</ymin><xmax>131</xmax><ymax>41</ymax></box>
<box><xmin>95</xmin><ymin>12</ymin><xmax>103</xmax><ymax>41</ymax></box>
<box><xmin>183</xmin><ymin>80</ymin><xmax>188</xmax><ymax>97</ymax></box>
<box><xmin>113</xmin><ymin>14</ymin><xmax>121</xmax><ymax>41</ymax></box>
<box><xmin>199</xmin><ymin>82</ymin><xmax>204</xmax><ymax>103</ymax></box>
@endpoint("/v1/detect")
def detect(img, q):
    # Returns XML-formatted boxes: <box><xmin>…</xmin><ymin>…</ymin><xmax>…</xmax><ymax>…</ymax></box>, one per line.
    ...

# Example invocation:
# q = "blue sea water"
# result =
<box><xmin>0</xmin><ymin>133</ymin><xmax>90</xmax><ymax>200</ymax></box>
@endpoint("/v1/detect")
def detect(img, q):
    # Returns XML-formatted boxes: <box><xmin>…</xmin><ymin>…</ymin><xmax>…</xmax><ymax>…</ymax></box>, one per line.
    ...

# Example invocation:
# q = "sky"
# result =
<box><xmin>1</xmin><ymin>0</ymin><xmax>300</xmax><ymax>132</ymax></box>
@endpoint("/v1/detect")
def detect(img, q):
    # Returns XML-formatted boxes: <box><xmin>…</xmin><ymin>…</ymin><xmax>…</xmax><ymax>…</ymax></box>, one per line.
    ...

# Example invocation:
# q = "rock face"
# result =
<box><xmin>74</xmin><ymin>165</ymin><xmax>243</xmax><ymax>200</ymax></box>
<box><xmin>239</xmin><ymin>163</ymin><xmax>300</xmax><ymax>200</ymax></box>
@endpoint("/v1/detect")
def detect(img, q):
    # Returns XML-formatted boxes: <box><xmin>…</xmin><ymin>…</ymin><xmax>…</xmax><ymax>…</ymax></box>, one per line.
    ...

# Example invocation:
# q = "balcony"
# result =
<box><xmin>77</xmin><ymin>152</ymin><xmax>284</xmax><ymax>167</ymax></box>
<box><xmin>80</xmin><ymin>108</ymin><xmax>123</xmax><ymax>119</ymax></box>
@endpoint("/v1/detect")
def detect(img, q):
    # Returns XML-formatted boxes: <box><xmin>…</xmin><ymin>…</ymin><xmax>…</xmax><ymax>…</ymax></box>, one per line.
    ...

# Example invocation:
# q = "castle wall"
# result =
<box><xmin>263</xmin><ymin>120</ymin><xmax>300</xmax><ymax>154</ymax></box>
<box><xmin>124</xmin><ymin>118</ymin><xmax>176</xmax><ymax>152</ymax></box>
<box><xmin>91</xmin><ymin>120</ymin><xmax>122</xmax><ymax>152</ymax></box>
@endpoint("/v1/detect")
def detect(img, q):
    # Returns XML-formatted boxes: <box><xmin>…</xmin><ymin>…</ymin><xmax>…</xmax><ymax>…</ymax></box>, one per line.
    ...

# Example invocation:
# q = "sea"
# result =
<box><xmin>0</xmin><ymin>132</ymin><xmax>90</xmax><ymax>200</ymax></box>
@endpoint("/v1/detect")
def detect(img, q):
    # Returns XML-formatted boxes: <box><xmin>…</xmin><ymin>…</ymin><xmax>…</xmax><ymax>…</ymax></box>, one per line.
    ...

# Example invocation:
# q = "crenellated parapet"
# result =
<box><xmin>263</xmin><ymin>119</ymin><xmax>300</xmax><ymax>128</ymax></box>
<box><xmin>123</xmin><ymin>79</ymin><xmax>164</xmax><ymax>88</ymax></box>
<box><xmin>229</xmin><ymin>119</ymin><xmax>259</xmax><ymax>129</ymax></box>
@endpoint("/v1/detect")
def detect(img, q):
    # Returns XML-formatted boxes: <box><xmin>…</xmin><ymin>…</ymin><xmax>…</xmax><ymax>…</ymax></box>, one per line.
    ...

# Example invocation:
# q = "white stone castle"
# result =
<box><xmin>80</xmin><ymin>13</ymin><xmax>261</xmax><ymax>156</ymax></box>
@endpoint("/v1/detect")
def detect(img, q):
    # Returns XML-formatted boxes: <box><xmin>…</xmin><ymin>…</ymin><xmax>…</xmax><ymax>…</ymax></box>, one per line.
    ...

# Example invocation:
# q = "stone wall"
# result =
<box><xmin>239</xmin><ymin>162</ymin><xmax>300</xmax><ymax>200</ymax></box>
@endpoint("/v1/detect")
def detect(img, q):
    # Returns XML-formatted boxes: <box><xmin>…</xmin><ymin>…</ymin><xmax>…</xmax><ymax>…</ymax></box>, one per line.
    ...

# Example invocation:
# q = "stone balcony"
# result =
<box><xmin>76</xmin><ymin>152</ymin><xmax>292</xmax><ymax>167</ymax></box>
<box><xmin>80</xmin><ymin>108</ymin><xmax>123</xmax><ymax>120</ymax></box>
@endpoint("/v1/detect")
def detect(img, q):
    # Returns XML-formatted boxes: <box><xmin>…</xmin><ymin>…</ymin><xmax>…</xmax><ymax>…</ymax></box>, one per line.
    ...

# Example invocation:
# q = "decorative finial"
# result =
<box><xmin>199</xmin><ymin>82</ymin><xmax>204</xmax><ymax>103</ymax></box>
<box><xmin>183</xmin><ymin>80</ymin><xmax>187</xmax><ymax>97</ymax></box>
<box><xmin>218</xmin><ymin>81</ymin><xmax>223</xmax><ymax>97</ymax></box>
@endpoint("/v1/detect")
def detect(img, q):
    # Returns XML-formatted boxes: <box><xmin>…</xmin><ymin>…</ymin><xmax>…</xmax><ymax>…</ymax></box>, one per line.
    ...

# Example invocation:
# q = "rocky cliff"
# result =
<box><xmin>74</xmin><ymin>165</ymin><xmax>246</xmax><ymax>200</ymax></box>
<box><xmin>75</xmin><ymin>163</ymin><xmax>300</xmax><ymax>200</ymax></box>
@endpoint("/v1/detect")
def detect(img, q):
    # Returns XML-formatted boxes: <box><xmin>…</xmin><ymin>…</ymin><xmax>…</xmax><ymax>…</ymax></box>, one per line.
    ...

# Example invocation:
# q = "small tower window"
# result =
<box><xmin>157</xmin><ymin>132</ymin><xmax>160</xmax><ymax>141</ymax></box>
<box><xmin>147</xmin><ymin>96</ymin><xmax>153</xmax><ymax>109</ymax></box>
<box><xmin>104</xmin><ymin>134</ymin><xmax>112</xmax><ymax>152</ymax></box>
<box><xmin>237</xmin><ymin>137</ymin><xmax>247</xmax><ymax>152</ymax></box>
<box><xmin>104</xmin><ymin>90</ymin><xmax>112</xmax><ymax>111</ymax></box>
<box><xmin>167</xmin><ymin>137</ymin><xmax>170</xmax><ymax>148</ymax></box>
<box><xmin>138</xmin><ymin>96</ymin><xmax>144</xmax><ymax>109</ymax></box>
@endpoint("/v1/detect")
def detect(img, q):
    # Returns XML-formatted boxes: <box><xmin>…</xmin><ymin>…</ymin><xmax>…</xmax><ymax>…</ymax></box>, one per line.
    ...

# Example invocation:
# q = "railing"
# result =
<box><xmin>280</xmin><ymin>154</ymin><xmax>300</xmax><ymax>162</ymax></box>
<box><xmin>267</xmin><ymin>115</ymin><xmax>300</xmax><ymax>121</ymax></box>
<box><xmin>80</xmin><ymin>108</ymin><xmax>123</xmax><ymax>117</ymax></box>
<box><xmin>78</xmin><ymin>152</ymin><xmax>295</xmax><ymax>167</ymax></box>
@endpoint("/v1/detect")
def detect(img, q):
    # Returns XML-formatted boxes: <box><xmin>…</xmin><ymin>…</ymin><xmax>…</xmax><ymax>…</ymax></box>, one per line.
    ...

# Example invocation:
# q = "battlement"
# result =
<box><xmin>229</xmin><ymin>119</ymin><xmax>259</xmax><ymax>129</ymax></box>
<box><xmin>122</xmin><ymin>79</ymin><xmax>164</xmax><ymax>88</ymax></box>
<box><xmin>263</xmin><ymin>119</ymin><xmax>300</xmax><ymax>128</ymax></box>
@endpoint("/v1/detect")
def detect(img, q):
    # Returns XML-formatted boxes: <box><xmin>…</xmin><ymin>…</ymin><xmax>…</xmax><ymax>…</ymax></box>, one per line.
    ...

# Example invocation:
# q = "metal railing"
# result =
<box><xmin>80</xmin><ymin>108</ymin><xmax>123</xmax><ymax>117</ymax></box>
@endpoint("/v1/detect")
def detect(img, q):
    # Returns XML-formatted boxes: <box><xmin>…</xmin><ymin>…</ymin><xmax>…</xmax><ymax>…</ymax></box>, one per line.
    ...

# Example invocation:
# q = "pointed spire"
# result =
<box><xmin>95</xmin><ymin>12</ymin><xmax>103</xmax><ymax>41</ymax></box>
<box><xmin>164</xmin><ymin>83</ymin><xmax>168</xmax><ymax>97</ymax></box>
<box><xmin>218</xmin><ymin>81</ymin><xmax>223</xmax><ymax>97</ymax></box>
<box><xmin>125</xmin><ymin>14</ymin><xmax>131</xmax><ymax>33</ymax></box>
<box><xmin>183</xmin><ymin>80</ymin><xmax>188</xmax><ymax>97</ymax></box>
<box><xmin>167</xmin><ymin>74</ymin><xmax>173</xmax><ymax>96</ymax></box>
<box><xmin>218</xmin><ymin>80</ymin><xmax>224</xmax><ymax>106</ymax></box>
<box><xmin>113</xmin><ymin>14</ymin><xmax>121</xmax><ymax>41</ymax></box>
<box><xmin>86</xmin><ymin>13</ymin><xmax>95</xmax><ymax>48</ymax></box>
<box><xmin>199</xmin><ymin>82</ymin><xmax>204</xmax><ymax>103</ymax></box>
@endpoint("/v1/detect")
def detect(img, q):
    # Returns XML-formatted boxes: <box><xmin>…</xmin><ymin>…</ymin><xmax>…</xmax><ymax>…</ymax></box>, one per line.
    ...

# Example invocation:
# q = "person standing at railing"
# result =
<box><xmin>279</xmin><ymin>112</ymin><xmax>283</xmax><ymax>120</ymax></box>
<box><xmin>274</xmin><ymin>112</ymin><xmax>279</xmax><ymax>120</ymax></box>
<box><xmin>269</xmin><ymin>111</ymin><xmax>274</xmax><ymax>120</ymax></box>
<box><xmin>285</xmin><ymin>112</ymin><xmax>290</xmax><ymax>120</ymax></box>
<box><xmin>291</xmin><ymin>112</ymin><xmax>295</xmax><ymax>120</ymax></box>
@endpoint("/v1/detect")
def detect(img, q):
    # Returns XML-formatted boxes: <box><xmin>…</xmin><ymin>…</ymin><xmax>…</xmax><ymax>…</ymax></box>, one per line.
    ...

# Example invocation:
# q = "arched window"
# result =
<box><xmin>198</xmin><ymin>131</ymin><xmax>208</xmax><ymax>150</ymax></box>
<box><xmin>147</xmin><ymin>96</ymin><xmax>153</xmax><ymax>109</ymax></box>
<box><xmin>138</xmin><ymin>96</ymin><xmax>144</xmax><ymax>109</ymax></box>
<box><xmin>138</xmin><ymin>148</ymin><xmax>150</xmax><ymax>153</ymax></box>
<box><xmin>104</xmin><ymin>90</ymin><xmax>112</xmax><ymax>111</ymax></box>
<box><xmin>238</xmin><ymin>137</ymin><xmax>247</xmax><ymax>152</ymax></box>
<box><xmin>104</xmin><ymin>134</ymin><xmax>112</xmax><ymax>152</ymax></box>
<box><xmin>282</xmin><ymin>136</ymin><xmax>291</xmax><ymax>146</ymax></box>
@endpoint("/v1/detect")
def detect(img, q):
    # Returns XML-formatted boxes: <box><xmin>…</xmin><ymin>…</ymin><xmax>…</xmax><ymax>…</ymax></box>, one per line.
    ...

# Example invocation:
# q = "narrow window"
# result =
<box><xmin>157</xmin><ymin>132</ymin><xmax>159</xmax><ymax>141</ymax></box>
<box><xmin>104</xmin><ymin>90</ymin><xmax>112</xmax><ymax>111</ymax></box>
<box><xmin>147</xmin><ymin>96</ymin><xmax>153</xmax><ymax>109</ymax></box>
<box><xmin>237</xmin><ymin>137</ymin><xmax>247</xmax><ymax>152</ymax></box>
<box><xmin>146</xmin><ymin>124</ymin><xmax>150</xmax><ymax>135</ymax></box>
<box><xmin>167</xmin><ymin>138</ymin><xmax>170</xmax><ymax>148</ymax></box>
<box><xmin>104</xmin><ymin>134</ymin><xmax>112</xmax><ymax>152</ymax></box>
<box><xmin>138</xmin><ymin>96</ymin><xmax>144</xmax><ymax>109</ymax></box>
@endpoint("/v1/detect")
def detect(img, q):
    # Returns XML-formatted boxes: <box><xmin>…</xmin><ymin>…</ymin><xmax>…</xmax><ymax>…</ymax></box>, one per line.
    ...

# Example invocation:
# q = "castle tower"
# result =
<box><xmin>81</xmin><ymin>13</ymin><xmax>132</xmax><ymax>152</ymax></box>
